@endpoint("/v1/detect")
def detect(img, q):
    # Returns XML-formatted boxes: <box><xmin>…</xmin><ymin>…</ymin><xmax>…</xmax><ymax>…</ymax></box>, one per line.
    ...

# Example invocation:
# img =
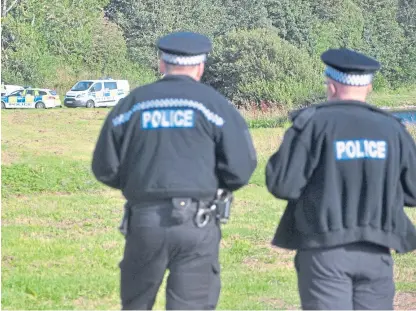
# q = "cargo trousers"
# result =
<box><xmin>119</xmin><ymin>199</ymin><xmax>221</xmax><ymax>310</ymax></box>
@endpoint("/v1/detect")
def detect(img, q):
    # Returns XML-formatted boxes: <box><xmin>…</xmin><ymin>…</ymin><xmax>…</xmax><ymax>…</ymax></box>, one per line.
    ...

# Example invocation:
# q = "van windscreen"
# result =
<box><xmin>71</xmin><ymin>81</ymin><xmax>93</xmax><ymax>91</ymax></box>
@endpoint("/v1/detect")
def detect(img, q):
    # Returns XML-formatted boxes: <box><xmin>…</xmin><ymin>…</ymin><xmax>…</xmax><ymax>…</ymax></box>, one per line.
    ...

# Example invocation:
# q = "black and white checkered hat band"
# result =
<box><xmin>325</xmin><ymin>66</ymin><xmax>373</xmax><ymax>86</ymax></box>
<box><xmin>161</xmin><ymin>52</ymin><xmax>207</xmax><ymax>66</ymax></box>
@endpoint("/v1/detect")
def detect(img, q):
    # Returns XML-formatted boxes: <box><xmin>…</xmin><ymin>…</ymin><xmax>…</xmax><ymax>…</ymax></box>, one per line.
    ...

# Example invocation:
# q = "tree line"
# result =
<box><xmin>1</xmin><ymin>0</ymin><xmax>415</xmax><ymax>108</ymax></box>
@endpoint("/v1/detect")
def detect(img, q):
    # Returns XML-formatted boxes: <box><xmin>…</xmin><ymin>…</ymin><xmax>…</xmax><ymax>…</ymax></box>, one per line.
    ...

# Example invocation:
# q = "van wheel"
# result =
<box><xmin>86</xmin><ymin>100</ymin><xmax>94</xmax><ymax>108</ymax></box>
<box><xmin>35</xmin><ymin>102</ymin><xmax>46</xmax><ymax>109</ymax></box>
<box><xmin>1</xmin><ymin>102</ymin><xmax>5</xmax><ymax>109</ymax></box>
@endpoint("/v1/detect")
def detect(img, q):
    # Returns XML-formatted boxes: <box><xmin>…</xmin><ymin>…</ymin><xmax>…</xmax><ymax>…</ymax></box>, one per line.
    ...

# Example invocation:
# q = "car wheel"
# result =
<box><xmin>35</xmin><ymin>102</ymin><xmax>46</xmax><ymax>109</ymax></box>
<box><xmin>86</xmin><ymin>100</ymin><xmax>94</xmax><ymax>108</ymax></box>
<box><xmin>1</xmin><ymin>102</ymin><xmax>5</xmax><ymax>109</ymax></box>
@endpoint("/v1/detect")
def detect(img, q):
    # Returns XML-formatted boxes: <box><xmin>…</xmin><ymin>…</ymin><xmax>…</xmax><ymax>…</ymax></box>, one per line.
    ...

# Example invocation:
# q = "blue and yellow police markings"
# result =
<box><xmin>25</xmin><ymin>95</ymin><xmax>35</xmax><ymax>106</ymax></box>
<box><xmin>95</xmin><ymin>90</ymin><xmax>121</xmax><ymax>103</ymax></box>
<box><xmin>6</xmin><ymin>95</ymin><xmax>31</xmax><ymax>107</ymax></box>
<box><xmin>3</xmin><ymin>92</ymin><xmax>45</xmax><ymax>108</ymax></box>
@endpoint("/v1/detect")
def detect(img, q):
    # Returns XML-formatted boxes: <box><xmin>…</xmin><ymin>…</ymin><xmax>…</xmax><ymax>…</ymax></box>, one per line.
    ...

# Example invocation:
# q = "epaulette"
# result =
<box><xmin>290</xmin><ymin>106</ymin><xmax>317</xmax><ymax>130</ymax></box>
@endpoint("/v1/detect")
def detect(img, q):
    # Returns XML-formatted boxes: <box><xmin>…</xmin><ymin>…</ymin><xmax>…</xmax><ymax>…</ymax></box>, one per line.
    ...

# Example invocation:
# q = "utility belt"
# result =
<box><xmin>118</xmin><ymin>189</ymin><xmax>233</xmax><ymax>237</ymax></box>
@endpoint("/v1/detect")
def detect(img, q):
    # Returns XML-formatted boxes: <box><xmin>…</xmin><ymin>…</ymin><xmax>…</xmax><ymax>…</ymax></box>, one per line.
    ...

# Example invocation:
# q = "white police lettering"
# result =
<box><xmin>141</xmin><ymin>109</ymin><xmax>194</xmax><ymax>129</ymax></box>
<box><xmin>334</xmin><ymin>139</ymin><xmax>387</xmax><ymax>160</ymax></box>
<box><xmin>112</xmin><ymin>98</ymin><xmax>224</xmax><ymax>127</ymax></box>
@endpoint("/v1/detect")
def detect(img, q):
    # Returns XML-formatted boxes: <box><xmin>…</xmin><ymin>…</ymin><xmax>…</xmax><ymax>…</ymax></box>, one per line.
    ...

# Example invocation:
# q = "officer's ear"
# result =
<box><xmin>196</xmin><ymin>62</ymin><xmax>205</xmax><ymax>80</ymax></box>
<box><xmin>159</xmin><ymin>59</ymin><xmax>167</xmax><ymax>75</ymax></box>
<box><xmin>326</xmin><ymin>79</ymin><xmax>337</xmax><ymax>100</ymax></box>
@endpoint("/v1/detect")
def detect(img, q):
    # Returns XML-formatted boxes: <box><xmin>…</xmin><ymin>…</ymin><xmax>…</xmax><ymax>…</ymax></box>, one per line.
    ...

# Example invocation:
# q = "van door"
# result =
<box><xmin>89</xmin><ymin>82</ymin><xmax>103</xmax><ymax>106</ymax></box>
<box><xmin>117</xmin><ymin>80</ymin><xmax>130</xmax><ymax>94</ymax></box>
<box><xmin>103</xmin><ymin>81</ymin><xmax>118</xmax><ymax>107</ymax></box>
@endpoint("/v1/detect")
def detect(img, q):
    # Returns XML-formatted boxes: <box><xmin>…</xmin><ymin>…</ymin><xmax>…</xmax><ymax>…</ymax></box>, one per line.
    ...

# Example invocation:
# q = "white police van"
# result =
<box><xmin>64</xmin><ymin>78</ymin><xmax>130</xmax><ymax>108</ymax></box>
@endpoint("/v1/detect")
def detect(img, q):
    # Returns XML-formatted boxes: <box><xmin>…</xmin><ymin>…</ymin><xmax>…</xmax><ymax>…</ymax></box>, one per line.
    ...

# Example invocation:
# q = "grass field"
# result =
<box><xmin>1</xmin><ymin>108</ymin><xmax>416</xmax><ymax>310</ymax></box>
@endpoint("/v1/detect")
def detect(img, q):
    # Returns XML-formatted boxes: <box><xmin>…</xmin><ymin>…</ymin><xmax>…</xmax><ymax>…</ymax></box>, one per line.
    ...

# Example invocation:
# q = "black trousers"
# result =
<box><xmin>295</xmin><ymin>242</ymin><xmax>395</xmax><ymax>310</ymax></box>
<box><xmin>119</xmin><ymin>200</ymin><xmax>221</xmax><ymax>310</ymax></box>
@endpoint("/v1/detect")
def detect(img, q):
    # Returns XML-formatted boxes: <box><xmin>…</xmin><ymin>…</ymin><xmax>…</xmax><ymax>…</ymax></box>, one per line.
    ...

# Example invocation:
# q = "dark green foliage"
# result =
<box><xmin>1</xmin><ymin>0</ymin><xmax>415</xmax><ymax>107</ymax></box>
<box><xmin>1</xmin><ymin>0</ymin><xmax>157</xmax><ymax>96</ymax></box>
<box><xmin>203</xmin><ymin>28</ymin><xmax>324</xmax><ymax>108</ymax></box>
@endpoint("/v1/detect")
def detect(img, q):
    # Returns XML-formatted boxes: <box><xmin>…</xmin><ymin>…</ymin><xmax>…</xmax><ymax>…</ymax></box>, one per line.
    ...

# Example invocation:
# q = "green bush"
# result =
<box><xmin>204</xmin><ymin>28</ymin><xmax>324</xmax><ymax>108</ymax></box>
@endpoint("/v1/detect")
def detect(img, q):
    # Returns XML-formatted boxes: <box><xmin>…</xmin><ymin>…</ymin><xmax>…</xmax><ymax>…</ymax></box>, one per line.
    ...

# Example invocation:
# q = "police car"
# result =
<box><xmin>1</xmin><ymin>88</ymin><xmax>62</xmax><ymax>109</ymax></box>
<box><xmin>64</xmin><ymin>78</ymin><xmax>130</xmax><ymax>108</ymax></box>
<box><xmin>1</xmin><ymin>83</ymin><xmax>24</xmax><ymax>97</ymax></box>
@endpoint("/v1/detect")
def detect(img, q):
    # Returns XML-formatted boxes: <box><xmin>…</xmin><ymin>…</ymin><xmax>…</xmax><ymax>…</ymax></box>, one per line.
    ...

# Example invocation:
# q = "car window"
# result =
<box><xmin>26</xmin><ymin>90</ymin><xmax>35</xmax><ymax>96</ymax></box>
<box><xmin>104</xmin><ymin>82</ymin><xmax>117</xmax><ymax>90</ymax></box>
<box><xmin>91</xmin><ymin>82</ymin><xmax>102</xmax><ymax>92</ymax></box>
<box><xmin>71</xmin><ymin>81</ymin><xmax>93</xmax><ymax>91</ymax></box>
<box><xmin>9</xmin><ymin>90</ymin><xmax>23</xmax><ymax>96</ymax></box>
<box><xmin>49</xmin><ymin>90</ymin><xmax>57</xmax><ymax>95</ymax></box>
<box><xmin>39</xmin><ymin>91</ymin><xmax>47</xmax><ymax>95</ymax></box>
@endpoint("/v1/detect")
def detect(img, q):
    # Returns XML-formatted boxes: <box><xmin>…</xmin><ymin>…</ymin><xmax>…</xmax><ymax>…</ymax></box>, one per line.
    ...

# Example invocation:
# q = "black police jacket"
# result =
<box><xmin>92</xmin><ymin>74</ymin><xmax>257</xmax><ymax>203</ymax></box>
<box><xmin>266</xmin><ymin>100</ymin><xmax>416</xmax><ymax>253</ymax></box>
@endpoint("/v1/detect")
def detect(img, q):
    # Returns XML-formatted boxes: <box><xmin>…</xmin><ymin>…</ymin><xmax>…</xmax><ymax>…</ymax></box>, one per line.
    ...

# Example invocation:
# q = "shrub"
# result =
<box><xmin>204</xmin><ymin>28</ymin><xmax>324</xmax><ymax>109</ymax></box>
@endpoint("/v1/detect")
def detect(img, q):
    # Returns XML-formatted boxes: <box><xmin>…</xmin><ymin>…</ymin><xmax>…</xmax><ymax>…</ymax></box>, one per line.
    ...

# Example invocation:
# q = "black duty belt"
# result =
<box><xmin>118</xmin><ymin>189</ymin><xmax>234</xmax><ymax>236</ymax></box>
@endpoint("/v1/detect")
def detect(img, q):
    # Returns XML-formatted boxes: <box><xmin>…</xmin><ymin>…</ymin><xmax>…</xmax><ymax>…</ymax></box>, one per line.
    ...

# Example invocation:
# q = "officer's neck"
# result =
<box><xmin>329</xmin><ymin>84</ymin><xmax>371</xmax><ymax>103</ymax></box>
<box><xmin>330</xmin><ymin>94</ymin><xmax>368</xmax><ymax>103</ymax></box>
<box><xmin>163</xmin><ymin>71</ymin><xmax>201</xmax><ymax>82</ymax></box>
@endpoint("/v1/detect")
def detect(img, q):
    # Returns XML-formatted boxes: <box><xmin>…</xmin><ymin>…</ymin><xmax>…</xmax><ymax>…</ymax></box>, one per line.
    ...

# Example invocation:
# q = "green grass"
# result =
<box><xmin>369</xmin><ymin>86</ymin><xmax>416</xmax><ymax>108</ymax></box>
<box><xmin>1</xmin><ymin>109</ymin><xmax>416</xmax><ymax>310</ymax></box>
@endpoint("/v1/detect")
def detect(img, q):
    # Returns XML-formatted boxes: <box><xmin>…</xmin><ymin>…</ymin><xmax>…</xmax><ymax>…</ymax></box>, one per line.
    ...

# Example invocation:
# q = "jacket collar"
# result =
<box><xmin>161</xmin><ymin>74</ymin><xmax>198</xmax><ymax>83</ymax></box>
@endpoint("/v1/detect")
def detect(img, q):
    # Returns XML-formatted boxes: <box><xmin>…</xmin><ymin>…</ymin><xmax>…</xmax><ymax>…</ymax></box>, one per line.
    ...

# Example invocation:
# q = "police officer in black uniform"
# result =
<box><xmin>91</xmin><ymin>31</ymin><xmax>257</xmax><ymax>310</ymax></box>
<box><xmin>265</xmin><ymin>48</ymin><xmax>416</xmax><ymax>310</ymax></box>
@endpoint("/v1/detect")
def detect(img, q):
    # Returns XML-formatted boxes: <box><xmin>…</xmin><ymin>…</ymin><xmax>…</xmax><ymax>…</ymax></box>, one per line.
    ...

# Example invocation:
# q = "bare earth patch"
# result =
<box><xmin>243</xmin><ymin>244</ymin><xmax>295</xmax><ymax>270</ymax></box>
<box><xmin>2</xmin><ymin>255</ymin><xmax>15</xmax><ymax>268</ymax></box>
<box><xmin>1</xmin><ymin>150</ymin><xmax>20</xmax><ymax>165</ymax></box>
<box><xmin>269</xmin><ymin>245</ymin><xmax>296</xmax><ymax>266</ymax></box>
<box><xmin>260</xmin><ymin>297</ymin><xmax>299</xmax><ymax>310</ymax></box>
<box><xmin>394</xmin><ymin>292</ymin><xmax>416</xmax><ymax>310</ymax></box>
<box><xmin>102</xmin><ymin>240</ymin><xmax>120</xmax><ymax>250</ymax></box>
<box><xmin>1</xmin><ymin>215</ymin><xmax>115</xmax><ymax>230</ymax></box>
<box><xmin>243</xmin><ymin>257</ymin><xmax>281</xmax><ymax>271</ymax></box>
<box><xmin>395</xmin><ymin>265</ymin><xmax>416</xmax><ymax>284</ymax></box>
<box><xmin>73</xmin><ymin>296</ymin><xmax>120</xmax><ymax>310</ymax></box>
<box><xmin>77</xmin><ymin>110</ymin><xmax>108</xmax><ymax>120</ymax></box>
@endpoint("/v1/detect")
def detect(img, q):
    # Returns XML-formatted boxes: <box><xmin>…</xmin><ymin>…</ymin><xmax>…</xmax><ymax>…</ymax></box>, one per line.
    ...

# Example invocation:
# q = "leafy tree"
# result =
<box><xmin>105</xmin><ymin>0</ymin><xmax>228</xmax><ymax>69</ymax></box>
<box><xmin>1</xmin><ymin>0</ymin><xmax>155</xmax><ymax>94</ymax></box>
<box><xmin>266</xmin><ymin>0</ymin><xmax>317</xmax><ymax>51</ymax></box>
<box><xmin>397</xmin><ymin>0</ymin><xmax>416</xmax><ymax>86</ymax></box>
<box><xmin>2</xmin><ymin>0</ymin><xmax>415</xmax><ymax>105</ymax></box>
<box><xmin>353</xmin><ymin>0</ymin><xmax>407</xmax><ymax>88</ymax></box>
<box><xmin>203</xmin><ymin>28</ymin><xmax>323</xmax><ymax>108</ymax></box>
<box><xmin>105</xmin><ymin>0</ymin><xmax>272</xmax><ymax>69</ymax></box>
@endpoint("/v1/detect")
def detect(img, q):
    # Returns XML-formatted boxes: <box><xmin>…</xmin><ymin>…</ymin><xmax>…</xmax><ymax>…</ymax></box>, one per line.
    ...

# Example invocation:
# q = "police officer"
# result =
<box><xmin>91</xmin><ymin>31</ymin><xmax>257</xmax><ymax>310</ymax></box>
<box><xmin>265</xmin><ymin>48</ymin><xmax>416</xmax><ymax>310</ymax></box>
